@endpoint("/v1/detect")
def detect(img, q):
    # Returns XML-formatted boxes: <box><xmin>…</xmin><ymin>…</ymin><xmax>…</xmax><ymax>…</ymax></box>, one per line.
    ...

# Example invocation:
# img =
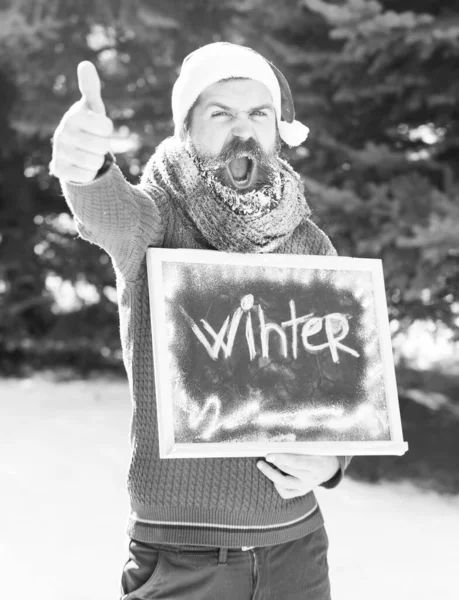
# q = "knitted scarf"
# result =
<box><xmin>141</xmin><ymin>136</ymin><xmax>311</xmax><ymax>253</ymax></box>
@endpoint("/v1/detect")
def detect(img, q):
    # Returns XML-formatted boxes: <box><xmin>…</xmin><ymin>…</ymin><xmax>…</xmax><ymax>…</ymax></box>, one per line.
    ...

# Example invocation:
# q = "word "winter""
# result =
<box><xmin>179</xmin><ymin>294</ymin><xmax>359</xmax><ymax>364</ymax></box>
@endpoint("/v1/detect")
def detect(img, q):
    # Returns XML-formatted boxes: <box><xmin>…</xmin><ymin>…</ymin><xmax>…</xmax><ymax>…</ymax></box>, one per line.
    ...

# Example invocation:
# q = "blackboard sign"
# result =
<box><xmin>147</xmin><ymin>249</ymin><xmax>407</xmax><ymax>458</ymax></box>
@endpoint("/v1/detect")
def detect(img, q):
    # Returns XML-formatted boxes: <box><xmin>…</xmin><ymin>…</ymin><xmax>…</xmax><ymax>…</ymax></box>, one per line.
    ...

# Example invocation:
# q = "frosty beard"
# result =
<box><xmin>186</xmin><ymin>135</ymin><xmax>284</xmax><ymax>217</ymax></box>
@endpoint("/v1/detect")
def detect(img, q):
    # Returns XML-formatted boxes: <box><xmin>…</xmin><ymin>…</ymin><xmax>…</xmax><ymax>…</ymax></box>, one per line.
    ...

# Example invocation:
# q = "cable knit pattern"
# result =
<box><xmin>61</xmin><ymin>160</ymin><xmax>351</xmax><ymax>548</ymax></box>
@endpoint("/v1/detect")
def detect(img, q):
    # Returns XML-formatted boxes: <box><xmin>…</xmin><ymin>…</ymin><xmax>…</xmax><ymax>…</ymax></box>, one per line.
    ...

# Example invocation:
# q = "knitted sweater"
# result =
<box><xmin>62</xmin><ymin>162</ymin><xmax>351</xmax><ymax>547</ymax></box>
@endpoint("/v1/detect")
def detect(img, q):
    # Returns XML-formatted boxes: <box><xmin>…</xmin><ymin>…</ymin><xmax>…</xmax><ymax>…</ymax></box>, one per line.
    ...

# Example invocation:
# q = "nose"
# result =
<box><xmin>231</xmin><ymin>115</ymin><xmax>253</xmax><ymax>141</ymax></box>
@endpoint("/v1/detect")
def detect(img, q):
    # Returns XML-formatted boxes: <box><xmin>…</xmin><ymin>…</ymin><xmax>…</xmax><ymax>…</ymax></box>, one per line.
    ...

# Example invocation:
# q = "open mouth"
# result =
<box><xmin>226</xmin><ymin>157</ymin><xmax>256</xmax><ymax>190</ymax></box>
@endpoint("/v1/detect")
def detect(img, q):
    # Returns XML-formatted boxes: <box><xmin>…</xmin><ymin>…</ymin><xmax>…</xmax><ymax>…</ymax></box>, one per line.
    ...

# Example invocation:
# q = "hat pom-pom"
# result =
<box><xmin>278</xmin><ymin>120</ymin><xmax>309</xmax><ymax>147</ymax></box>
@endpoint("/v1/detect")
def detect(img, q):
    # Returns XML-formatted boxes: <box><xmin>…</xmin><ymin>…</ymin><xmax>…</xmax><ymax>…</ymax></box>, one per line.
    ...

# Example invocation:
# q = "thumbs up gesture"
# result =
<box><xmin>50</xmin><ymin>62</ymin><xmax>114</xmax><ymax>183</ymax></box>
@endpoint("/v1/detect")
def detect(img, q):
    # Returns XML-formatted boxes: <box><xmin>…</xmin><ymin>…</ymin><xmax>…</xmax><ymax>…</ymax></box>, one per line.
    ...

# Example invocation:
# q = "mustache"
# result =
<box><xmin>199</xmin><ymin>136</ymin><xmax>280</xmax><ymax>170</ymax></box>
<box><xmin>218</xmin><ymin>137</ymin><xmax>267</xmax><ymax>163</ymax></box>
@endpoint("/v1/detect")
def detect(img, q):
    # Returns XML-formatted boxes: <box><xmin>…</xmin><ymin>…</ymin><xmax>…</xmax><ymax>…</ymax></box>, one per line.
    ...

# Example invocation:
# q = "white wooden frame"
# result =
<box><xmin>147</xmin><ymin>248</ymin><xmax>408</xmax><ymax>459</ymax></box>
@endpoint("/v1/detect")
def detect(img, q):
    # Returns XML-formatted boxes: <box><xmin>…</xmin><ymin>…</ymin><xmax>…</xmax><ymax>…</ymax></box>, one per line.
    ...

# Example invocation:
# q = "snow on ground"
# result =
<box><xmin>1</xmin><ymin>376</ymin><xmax>458</xmax><ymax>600</ymax></box>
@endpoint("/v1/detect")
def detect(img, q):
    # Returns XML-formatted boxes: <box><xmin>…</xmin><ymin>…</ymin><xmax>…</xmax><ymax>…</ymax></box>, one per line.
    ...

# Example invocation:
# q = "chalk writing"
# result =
<box><xmin>177</xmin><ymin>390</ymin><xmax>387</xmax><ymax>441</ymax></box>
<box><xmin>180</xmin><ymin>294</ymin><xmax>359</xmax><ymax>364</ymax></box>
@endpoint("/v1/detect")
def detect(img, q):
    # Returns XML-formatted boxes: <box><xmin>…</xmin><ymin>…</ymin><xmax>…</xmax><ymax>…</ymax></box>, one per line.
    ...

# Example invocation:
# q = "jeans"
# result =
<box><xmin>120</xmin><ymin>526</ymin><xmax>331</xmax><ymax>599</ymax></box>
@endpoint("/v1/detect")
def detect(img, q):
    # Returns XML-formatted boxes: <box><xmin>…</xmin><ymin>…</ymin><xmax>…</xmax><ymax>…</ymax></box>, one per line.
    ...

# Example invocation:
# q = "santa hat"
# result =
<box><xmin>172</xmin><ymin>42</ymin><xmax>309</xmax><ymax>147</ymax></box>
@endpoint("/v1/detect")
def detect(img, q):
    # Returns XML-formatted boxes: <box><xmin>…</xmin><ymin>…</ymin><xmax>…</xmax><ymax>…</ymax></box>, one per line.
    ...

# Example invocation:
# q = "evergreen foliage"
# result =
<box><xmin>1</xmin><ymin>0</ymin><xmax>458</xmax><ymax>375</ymax></box>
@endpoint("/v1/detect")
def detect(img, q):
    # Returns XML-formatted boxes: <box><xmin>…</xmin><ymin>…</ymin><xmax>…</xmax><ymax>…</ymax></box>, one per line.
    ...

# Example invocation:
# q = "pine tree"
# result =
<box><xmin>1</xmin><ymin>0</ymin><xmax>458</xmax><ymax>373</ymax></box>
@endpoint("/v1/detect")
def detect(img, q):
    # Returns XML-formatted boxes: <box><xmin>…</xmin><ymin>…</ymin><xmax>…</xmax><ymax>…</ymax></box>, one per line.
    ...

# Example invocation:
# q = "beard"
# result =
<box><xmin>186</xmin><ymin>135</ymin><xmax>284</xmax><ymax>216</ymax></box>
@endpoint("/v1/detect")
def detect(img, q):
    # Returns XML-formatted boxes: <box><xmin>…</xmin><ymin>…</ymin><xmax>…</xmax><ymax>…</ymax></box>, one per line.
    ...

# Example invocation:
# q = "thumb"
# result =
<box><xmin>77</xmin><ymin>61</ymin><xmax>106</xmax><ymax>115</ymax></box>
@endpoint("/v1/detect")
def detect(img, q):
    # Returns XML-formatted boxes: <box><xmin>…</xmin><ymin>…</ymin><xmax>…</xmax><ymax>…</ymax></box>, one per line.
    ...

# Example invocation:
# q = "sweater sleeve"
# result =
<box><xmin>60</xmin><ymin>163</ymin><xmax>166</xmax><ymax>280</ymax></box>
<box><xmin>307</xmin><ymin>219</ymin><xmax>338</xmax><ymax>256</ymax></box>
<box><xmin>320</xmin><ymin>456</ymin><xmax>353</xmax><ymax>489</ymax></box>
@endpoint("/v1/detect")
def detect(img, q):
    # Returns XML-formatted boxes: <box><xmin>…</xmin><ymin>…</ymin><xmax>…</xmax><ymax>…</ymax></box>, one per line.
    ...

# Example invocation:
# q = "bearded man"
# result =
<box><xmin>51</xmin><ymin>42</ymin><xmax>351</xmax><ymax>600</ymax></box>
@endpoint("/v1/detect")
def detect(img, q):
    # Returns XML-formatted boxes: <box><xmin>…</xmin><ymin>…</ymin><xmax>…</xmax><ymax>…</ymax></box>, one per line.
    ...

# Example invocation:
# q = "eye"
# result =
<box><xmin>211</xmin><ymin>111</ymin><xmax>230</xmax><ymax>117</ymax></box>
<box><xmin>252</xmin><ymin>110</ymin><xmax>267</xmax><ymax>117</ymax></box>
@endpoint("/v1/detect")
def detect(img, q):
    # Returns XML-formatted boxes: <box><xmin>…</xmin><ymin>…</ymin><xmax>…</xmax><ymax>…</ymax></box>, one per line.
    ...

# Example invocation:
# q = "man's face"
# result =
<box><xmin>187</xmin><ymin>79</ymin><xmax>280</xmax><ymax>192</ymax></box>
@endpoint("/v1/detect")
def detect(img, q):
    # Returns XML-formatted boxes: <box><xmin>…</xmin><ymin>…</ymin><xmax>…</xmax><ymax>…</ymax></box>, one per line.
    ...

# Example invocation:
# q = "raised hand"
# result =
<box><xmin>50</xmin><ymin>61</ymin><xmax>114</xmax><ymax>183</ymax></box>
